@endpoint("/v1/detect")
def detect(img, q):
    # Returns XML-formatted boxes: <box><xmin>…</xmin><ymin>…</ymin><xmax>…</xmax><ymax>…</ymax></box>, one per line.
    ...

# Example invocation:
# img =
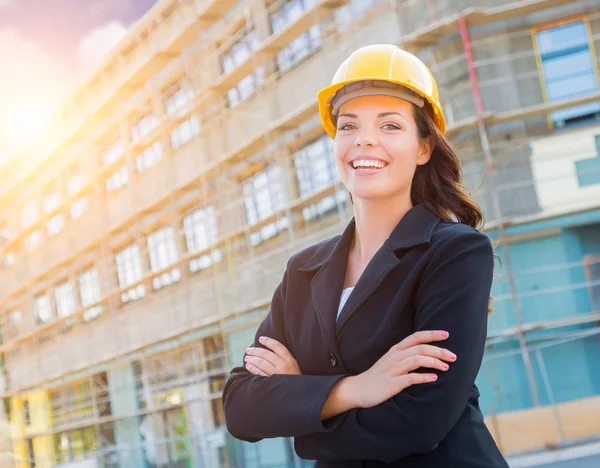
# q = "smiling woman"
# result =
<box><xmin>223</xmin><ymin>44</ymin><xmax>508</xmax><ymax>468</ymax></box>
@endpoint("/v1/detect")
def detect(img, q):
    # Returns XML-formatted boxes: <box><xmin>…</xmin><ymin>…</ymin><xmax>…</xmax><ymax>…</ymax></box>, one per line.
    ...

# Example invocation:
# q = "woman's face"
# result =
<box><xmin>334</xmin><ymin>95</ymin><xmax>432</xmax><ymax>203</ymax></box>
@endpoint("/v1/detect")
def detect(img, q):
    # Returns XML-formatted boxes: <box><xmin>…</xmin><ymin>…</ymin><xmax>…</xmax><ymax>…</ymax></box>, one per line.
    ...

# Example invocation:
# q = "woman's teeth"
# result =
<box><xmin>352</xmin><ymin>159</ymin><xmax>386</xmax><ymax>169</ymax></box>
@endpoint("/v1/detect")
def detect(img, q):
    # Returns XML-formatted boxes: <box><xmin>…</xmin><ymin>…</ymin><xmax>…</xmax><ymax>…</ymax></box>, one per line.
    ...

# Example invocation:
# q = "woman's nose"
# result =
<box><xmin>354</xmin><ymin>134</ymin><xmax>377</xmax><ymax>147</ymax></box>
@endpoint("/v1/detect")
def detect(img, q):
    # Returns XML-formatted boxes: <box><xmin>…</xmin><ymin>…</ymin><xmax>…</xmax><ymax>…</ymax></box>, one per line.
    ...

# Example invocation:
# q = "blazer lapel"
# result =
<box><xmin>336</xmin><ymin>205</ymin><xmax>440</xmax><ymax>333</ymax></box>
<box><xmin>296</xmin><ymin>205</ymin><xmax>440</xmax><ymax>349</ymax></box>
<box><xmin>335</xmin><ymin>242</ymin><xmax>401</xmax><ymax>332</ymax></box>
<box><xmin>297</xmin><ymin>219</ymin><xmax>355</xmax><ymax>356</ymax></box>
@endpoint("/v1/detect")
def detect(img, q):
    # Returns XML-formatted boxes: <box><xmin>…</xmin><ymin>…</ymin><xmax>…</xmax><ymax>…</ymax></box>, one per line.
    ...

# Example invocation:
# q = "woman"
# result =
<box><xmin>222</xmin><ymin>44</ymin><xmax>508</xmax><ymax>467</ymax></box>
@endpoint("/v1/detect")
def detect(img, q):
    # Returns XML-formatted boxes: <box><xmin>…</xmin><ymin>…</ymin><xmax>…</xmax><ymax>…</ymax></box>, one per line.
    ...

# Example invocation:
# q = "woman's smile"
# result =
<box><xmin>349</xmin><ymin>156</ymin><xmax>389</xmax><ymax>176</ymax></box>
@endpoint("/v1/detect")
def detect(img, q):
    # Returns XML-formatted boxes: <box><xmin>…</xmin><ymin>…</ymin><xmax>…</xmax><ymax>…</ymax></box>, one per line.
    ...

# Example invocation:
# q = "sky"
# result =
<box><xmin>0</xmin><ymin>0</ymin><xmax>158</xmax><ymax>164</ymax></box>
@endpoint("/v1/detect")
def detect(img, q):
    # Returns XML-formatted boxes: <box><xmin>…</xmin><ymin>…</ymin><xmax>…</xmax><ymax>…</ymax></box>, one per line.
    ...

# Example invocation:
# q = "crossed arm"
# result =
<box><xmin>222</xmin><ymin>232</ymin><xmax>494</xmax><ymax>462</ymax></box>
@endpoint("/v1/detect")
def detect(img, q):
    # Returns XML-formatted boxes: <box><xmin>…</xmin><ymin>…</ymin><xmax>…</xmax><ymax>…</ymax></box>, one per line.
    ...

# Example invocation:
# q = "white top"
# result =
<box><xmin>337</xmin><ymin>287</ymin><xmax>355</xmax><ymax>320</ymax></box>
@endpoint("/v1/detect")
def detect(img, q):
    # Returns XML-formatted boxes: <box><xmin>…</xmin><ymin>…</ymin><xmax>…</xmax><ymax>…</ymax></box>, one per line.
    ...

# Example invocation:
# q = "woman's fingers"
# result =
<box><xmin>401</xmin><ymin>344</ymin><xmax>457</xmax><ymax>363</ymax></box>
<box><xmin>245</xmin><ymin>355</ymin><xmax>276</xmax><ymax>376</ymax></box>
<box><xmin>400</xmin><ymin>372</ymin><xmax>439</xmax><ymax>387</ymax></box>
<box><xmin>396</xmin><ymin>354</ymin><xmax>450</xmax><ymax>374</ymax></box>
<box><xmin>258</xmin><ymin>336</ymin><xmax>293</xmax><ymax>359</ymax></box>
<box><xmin>246</xmin><ymin>346</ymin><xmax>281</xmax><ymax>367</ymax></box>
<box><xmin>394</xmin><ymin>330</ymin><xmax>449</xmax><ymax>351</ymax></box>
<box><xmin>245</xmin><ymin>362</ymin><xmax>269</xmax><ymax>377</ymax></box>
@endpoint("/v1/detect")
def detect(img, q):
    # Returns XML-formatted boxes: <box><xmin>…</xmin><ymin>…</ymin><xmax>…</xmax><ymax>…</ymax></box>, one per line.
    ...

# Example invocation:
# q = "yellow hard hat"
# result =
<box><xmin>318</xmin><ymin>44</ymin><xmax>446</xmax><ymax>138</ymax></box>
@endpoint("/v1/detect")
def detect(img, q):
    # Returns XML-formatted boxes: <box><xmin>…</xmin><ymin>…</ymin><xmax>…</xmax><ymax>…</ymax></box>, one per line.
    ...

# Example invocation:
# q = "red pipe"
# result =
<box><xmin>458</xmin><ymin>15</ymin><xmax>484</xmax><ymax>118</ymax></box>
<box><xmin>426</xmin><ymin>0</ymin><xmax>437</xmax><ymax>22</ymax></box>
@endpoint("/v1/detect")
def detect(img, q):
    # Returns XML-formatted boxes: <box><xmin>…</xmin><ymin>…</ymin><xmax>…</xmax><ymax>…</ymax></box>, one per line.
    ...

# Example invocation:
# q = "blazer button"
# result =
<box><xmin>329</xmin><ymin>352</ymin><xmax>337</xmax><ymax>367</ymax></box>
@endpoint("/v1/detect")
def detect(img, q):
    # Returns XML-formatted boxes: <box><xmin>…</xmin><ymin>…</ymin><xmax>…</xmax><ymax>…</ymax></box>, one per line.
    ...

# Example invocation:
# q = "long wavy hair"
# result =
<box><xmin>412</xmin><ymin>102</ymin><xmax>495</xmax><ymax>312</ymax></box>
<box><xmin>412</xmin><ymin>102</ymin><xmax>484</xmax><ymax>231</ymax></box>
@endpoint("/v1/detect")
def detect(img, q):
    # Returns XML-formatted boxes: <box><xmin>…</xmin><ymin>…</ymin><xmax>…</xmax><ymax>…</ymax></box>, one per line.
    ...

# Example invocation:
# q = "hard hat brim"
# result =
<box><xmin>318</xmin><ymin>76</ymin><xmax>447</xmax><ymax>138</ymax></box>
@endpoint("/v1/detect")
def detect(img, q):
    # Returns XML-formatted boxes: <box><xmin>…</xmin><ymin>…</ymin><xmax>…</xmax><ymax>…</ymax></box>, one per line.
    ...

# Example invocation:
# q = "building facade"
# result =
<box><xmin>0</xmin><ymin>0</ymin><xmax>599</xmax><ymax>466</ymax></box>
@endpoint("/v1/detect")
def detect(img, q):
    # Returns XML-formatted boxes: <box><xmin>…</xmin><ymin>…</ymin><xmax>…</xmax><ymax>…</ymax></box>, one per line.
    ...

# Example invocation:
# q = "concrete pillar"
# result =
<box><xmin>107</xmin><ymin>364</ymin><xmax>145</xmax><ymax>468</ymax></box>
<box><xmin>183</xmin><ymin>381</ymin><xmax>216</xmax><ymax>467</ymax></box>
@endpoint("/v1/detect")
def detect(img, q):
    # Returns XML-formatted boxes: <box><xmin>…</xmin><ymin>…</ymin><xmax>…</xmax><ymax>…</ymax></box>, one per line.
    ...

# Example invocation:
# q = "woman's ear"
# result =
<box><xmin>417</xmin><ymin>136</ymin><xmax>434</xmax><ymax>166</ymax></box>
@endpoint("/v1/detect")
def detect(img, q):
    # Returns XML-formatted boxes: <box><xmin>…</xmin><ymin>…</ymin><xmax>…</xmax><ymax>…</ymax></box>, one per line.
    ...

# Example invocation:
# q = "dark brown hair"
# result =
<box><xmin>412</xmin><ymin>102</ymin><xmax>484</xmax><ymax>231</ymax></box>
<box><xmin>413</xmin><ymin>103</ymin><xmax>496</xmax><ymax>313</ymax></box>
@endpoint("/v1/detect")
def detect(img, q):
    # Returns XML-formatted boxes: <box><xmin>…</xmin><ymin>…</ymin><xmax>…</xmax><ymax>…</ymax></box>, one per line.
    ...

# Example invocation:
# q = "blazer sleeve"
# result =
<box><xmin>222</xmin><ymin>258</ymin><xmax>348</xmax><ymax>442</ymax></box>
<box><xmin>294</xmin><ymin>230</ymin><xmax>494</xmax><ymax>463</ymax></box>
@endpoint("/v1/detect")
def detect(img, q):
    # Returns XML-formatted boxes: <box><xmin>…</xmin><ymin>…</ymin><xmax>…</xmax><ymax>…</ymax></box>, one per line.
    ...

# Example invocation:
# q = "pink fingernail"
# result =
<box><xmin>441</xmin><ymin>331</ymin><xmax>449</xmax><ymax>338</ymax></box>
<box><xmin>442</xmin><ymin>363</ymin><xmax>449</xmax><ymax>370</ymax></box>
<box><xmin>430</xmin><ymin>374</ymin><xmax>438</xmax><ymax>381</ymax></box>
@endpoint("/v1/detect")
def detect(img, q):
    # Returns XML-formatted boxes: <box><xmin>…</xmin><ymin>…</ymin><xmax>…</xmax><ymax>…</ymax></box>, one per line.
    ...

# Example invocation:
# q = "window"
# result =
<box><xmin>70</xmin><ymin>198</ymin><xmax>89</xmax><ymax>221</ymax></box>
<box><xmin>115</xmin><ymin>244</ymin><xmax>145</xmax><ymax>303</ymax></box>
<box><xmin>147</xmin><ymin>226</ymin><xmax>181</xmax><ymax>290</ymax></box>
<box><xmin>106</xmin><ymin>166</ymin><xmax>129</xmax><ymax>192</ymax></box>
<box><xmin>22</xmin><ymin>399</ymin><xmax>31</xmax><ymax>425</ymax></box>
<box><xmin>2</xmin><ymin>252</ymin><xmax>14</xmax><ymax>269</ymax></box>
<box><xmin>102</xmin><ymin>139</ymin><xmax>125</xmax><ymax>167</ymax></box>
<box><xmin>43</xmin><ymin>192</ymin><xmax>61</xmax><ymax>214</ymax></box>
<box><xmin>47</xmin><ymin>214</ymin><xmax>65</xmax><ymax>237</ymax></box>
<box><xmin>79</xmin><ymin>268</ymin><xmax>104</xmax><ymax>321</ymax></box>
<box><xmin>7</xmin><ymin>310</ymin><xmax>21</xmax><ymax>339</ymax></box>
<box><xmin>44</xmin><ymin>192</ymin><xmax>64</xmax><ymax>235</ymax></box>
<box><xmin>269</xmin><ymin>0</ymin><xmax>321</xmax><ymax>73</ymax></box>
<box><xmin>1</xmin><ymin>310</ymin><xmax>21</xmax><ymax>342</ymax></box>
<box><xmin>34</xmin><ymin>293</ymin><xmax>54</xmax><ymax>325</ymax></box>
<box><xmin>67</xmin><ymin>171</ymin><xmax>88</xmax><ymax>220</ymax></box>
<box><xmin>242</xmin><ymin>166</ymin><xmax>289</xmax><ymax>245</ymax></box>
<box><xmin>66</xmin><ymin>171</ymin><xmax>86</xmax><ymax>196</ymax></box>
<box><xmin>536</xmin><ymin>20</ymin><xmax>600</xmax><ymax>128</ymax></box>
<box><xmin>132</xmin><ymin>113</ymin><xmax>159</xmax><ymax>143</ymax></box>
<box><xmin>21</xmin><ymin>201</ymin><xmax>39</xmax><ymax>228</ymax></box>
<box><xmin>294</xmin><ymin>135</ymin><xmax>337</xmax><ymax>196</ymax></box>
<box><xmin>135</xmin><ymin>142</ymin><xmax>163</xmax><ymax>173</ymax></box>
<box><xmin>585</xmin><ymin>255</ymin><xmax>600</xmax><ymax>311</ymax></box>
<box><xmin>220</xmin><ymin>25</ymin><xmax>264</xmax><ymax>108</ymax></box>
<box><xmin>55</xmin><ymin>281</ymin><xmax>76</xmax><ymax>318</ymax></box>
<box><xmin>146</xmin><ymin>352</ymin><xmax>180</xmax><ymax>387</ymax></box>
<box><xmin>53</xmin><ymin>426</ymin><xmax>98</xmax><ymax>463</ymax></box>
<box><xmin>184</xmin><ymin>206</ymin><xmax>221</xmax><ymax>273</ymax></box>
<box><xmin>103</xmin><ymin>141</ymin><xmax>129</xmax><ymax>192</ymax></box>
<box><xmin>171</xmin><ymin>116</ymin><xmax>201</xmax><ymax>149</ymax></box>
<box><xmin>50</xmin><ymin>382</ymin><xmax>97</xmax><ymax>460</ymax></box>
<box><xmin>26</xmin><ymin>230</ymin><xmax>42</xmax><ymax>251</ymax></box>
<box><xmin>294</xmin><ymin>135</ymin><xmax>347</xmax><ymax>221</ymax></box>
<box><xmin>165</xmin><ymin>85</ymin><xmax>194</xmax><ymax>114</ymax></box>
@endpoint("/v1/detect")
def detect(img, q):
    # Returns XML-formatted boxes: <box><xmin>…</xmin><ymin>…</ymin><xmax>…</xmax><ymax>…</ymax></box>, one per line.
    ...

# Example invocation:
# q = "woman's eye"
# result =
<box><xmin>382</xmin><ymin>123</ymin><xmax>401</xmax><ymax>130</ymax></box>
<box><xmin>337</xmin><ymin>123</ymin><xmax>354</xmax><ymax>131</ymax></box>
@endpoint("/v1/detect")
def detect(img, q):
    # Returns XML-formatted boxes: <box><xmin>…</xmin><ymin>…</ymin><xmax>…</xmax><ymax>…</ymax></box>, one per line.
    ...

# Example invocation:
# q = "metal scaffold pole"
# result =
<box><xmin>458</xmin><ymin>15</ymin><xmax>541</xmax><ymax>407</ymax></box>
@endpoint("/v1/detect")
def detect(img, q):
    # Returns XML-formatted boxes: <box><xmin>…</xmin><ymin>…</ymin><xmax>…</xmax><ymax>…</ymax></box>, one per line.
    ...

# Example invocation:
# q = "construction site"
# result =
<box><xmin>0</xmin><ymin>0</ymin><xmax>599</xmax><ymax>466</ymax></box>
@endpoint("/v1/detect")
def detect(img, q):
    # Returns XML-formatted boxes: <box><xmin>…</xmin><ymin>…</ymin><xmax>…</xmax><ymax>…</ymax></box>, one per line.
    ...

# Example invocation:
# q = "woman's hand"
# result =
<box><xmin>346</xmin><ymin>330</ymin><xmax>456</xmax><ymax>409</ymax></box>
<box><xmin>244</xmin><ymin>336</ymin><xmax>301</xmax><ymax>376</ymax></box>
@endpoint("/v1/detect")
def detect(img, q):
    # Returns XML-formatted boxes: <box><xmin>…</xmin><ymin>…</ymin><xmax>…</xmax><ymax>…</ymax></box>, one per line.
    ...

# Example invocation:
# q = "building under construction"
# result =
<box><xmin>0</xmin><ymin>0</ymin><xmax>600</xmax><ymax>466</ymax></box>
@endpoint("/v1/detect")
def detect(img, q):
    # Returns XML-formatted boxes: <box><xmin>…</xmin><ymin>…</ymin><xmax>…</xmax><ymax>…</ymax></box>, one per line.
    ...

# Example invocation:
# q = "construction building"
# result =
<box><xmin>0</xmin><ymin>0</ymin><xmax>599</xmax><ymax>466</ymax></box>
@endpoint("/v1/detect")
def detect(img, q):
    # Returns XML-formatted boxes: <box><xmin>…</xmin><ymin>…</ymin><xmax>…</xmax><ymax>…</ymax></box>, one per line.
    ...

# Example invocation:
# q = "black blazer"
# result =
<box><xmin>223</xmin><ymin>204</ymin><xmax>509</xmax><ymax>467</ymax></box>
